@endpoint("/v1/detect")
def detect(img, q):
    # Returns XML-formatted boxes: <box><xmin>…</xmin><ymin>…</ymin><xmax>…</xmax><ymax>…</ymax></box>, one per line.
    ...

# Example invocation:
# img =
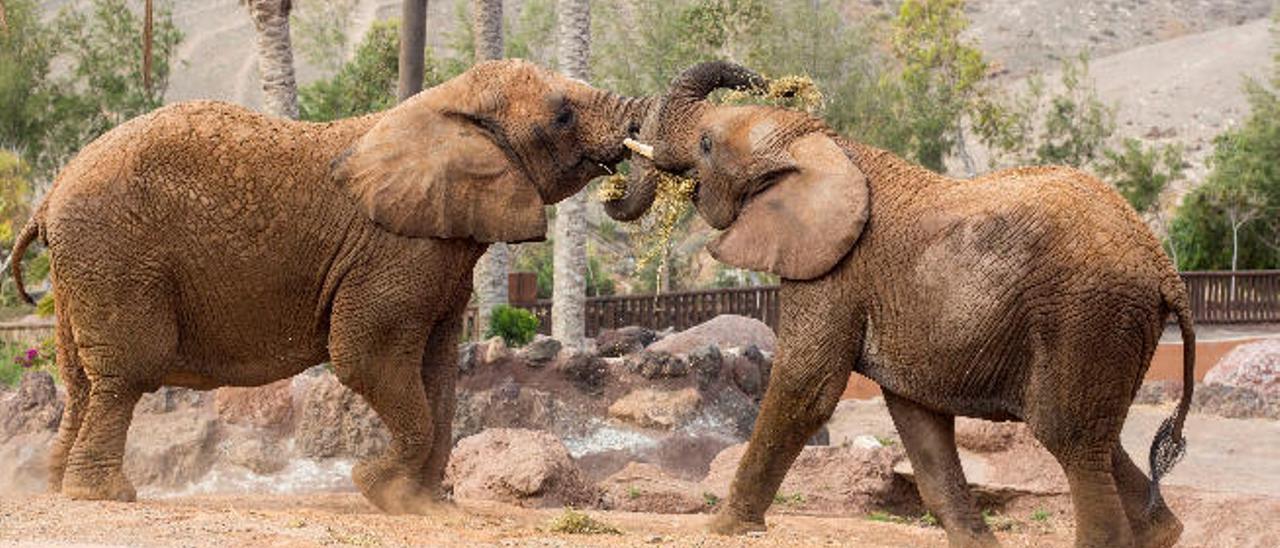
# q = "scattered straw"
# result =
<box><xmin>721</xmin><ymin>74</ymin><xmax>824</xmax><ymax>113</ymax></box>
<box><xmin>546</xmin><ymin>508</ymin><xmax>622</xmax><ymax>535</ymax></box>
<box><xmin>597</xmin><ymin>173</ymin><xmax>628</xmax><ymax>202</ymax></box>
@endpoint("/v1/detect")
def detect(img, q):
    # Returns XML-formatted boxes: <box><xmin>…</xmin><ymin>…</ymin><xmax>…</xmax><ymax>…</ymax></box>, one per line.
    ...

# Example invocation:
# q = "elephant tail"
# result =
<box><xmin>4</xmin><ymin>204</ymin><xmax>45</xmax><ymax>306</ymax></box>
<box><xmin>1147</xmin><ymin>278</ymin><xmax>1195</xmax><ymax>513</ymax></box>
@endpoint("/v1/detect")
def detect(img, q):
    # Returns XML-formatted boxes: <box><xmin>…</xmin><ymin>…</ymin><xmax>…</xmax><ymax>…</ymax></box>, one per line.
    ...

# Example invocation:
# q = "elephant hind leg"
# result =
<box><xmin>1112</xmin><ymin>446</ymin><xmax>1182</xmax><ymax>548</ymax></box>
<box><xmin>883</xmin><ymin>390</ymin><xmax>996</xmax><ymax>547</ymax></box>
<box><xmin>48</xmin><ymin>302</ymin><xmax>88</xmax><ymax>493</ymax></box>
<box><xmin>1027</xmin><ymin>405</ymin><xmax>1133</xmax><ymax>547</ymax></box>
<box><xmin>61</xmin><ymin>373</ymin><xmax>143</xmax><ymax>501</ymax></box>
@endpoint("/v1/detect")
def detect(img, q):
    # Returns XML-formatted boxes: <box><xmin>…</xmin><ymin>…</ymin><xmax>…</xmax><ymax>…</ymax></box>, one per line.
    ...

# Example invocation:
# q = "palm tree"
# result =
<box><xmin>551</xmin><ymin>0</ymin><xmax>590</xmax><ymax>348</ymax></box>
<box><xmin>471</xmin><ymin>0</ymin><xmax>507</xmax><ymax>337</ymax></box>
<box><xmin>243</xmin><ymin>0</ymin><xmax>299</xmax><ymax>119</ymax></box>
<box><xmin>397</xmin><ymin>0</ymin><xmax>428</xmax><ymax>102</ymax></box>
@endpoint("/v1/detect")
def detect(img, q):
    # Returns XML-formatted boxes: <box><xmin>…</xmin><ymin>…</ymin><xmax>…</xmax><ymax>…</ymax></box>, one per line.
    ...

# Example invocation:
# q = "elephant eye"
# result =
<box><xmin>553</xmin><ymin>105</ymin><xmax>575</xmax><ymax>129</ymax></box>
<box><xmin>700</xmin><ymin>133</ymin><xmax>712</xmax><ymax>155</ymax></box>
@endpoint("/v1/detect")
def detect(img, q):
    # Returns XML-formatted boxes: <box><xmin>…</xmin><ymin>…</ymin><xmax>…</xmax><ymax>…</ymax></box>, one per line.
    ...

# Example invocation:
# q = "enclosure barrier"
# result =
<box><xmin>461</xmin><ymin>270</ymin><xmax>1280</xmax><ymax>341</ymax></box>
<box><xmin>0</xmin><ymin>271</ymin><xmax>1274</xmax><ymax>345</ymax></box>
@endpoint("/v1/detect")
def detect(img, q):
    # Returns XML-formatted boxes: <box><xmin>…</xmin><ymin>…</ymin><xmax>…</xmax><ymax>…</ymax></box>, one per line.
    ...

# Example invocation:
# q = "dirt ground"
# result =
<box><xmin>1</xmin><ymin>486</ymin><xmax>1277</xmax><ymax>547</ymax></box>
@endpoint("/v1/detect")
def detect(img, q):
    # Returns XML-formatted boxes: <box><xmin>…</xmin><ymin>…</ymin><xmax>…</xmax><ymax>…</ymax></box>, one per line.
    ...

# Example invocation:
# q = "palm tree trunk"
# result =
<box><xmin>143</xmin><ymin>0</ymin><xmax>153</xmax><ymax>91</ymax></box>
<box><xmin>397</xmin><ymin>0</ymin><xmax>428</xmax><ymax>102</ymax></box>
<box><xmin>471</xmin><ymin>0</ymin><xmax>507</xmax><ymax>337</ymax></box>
<box><xmin>551</xmin><ymin>0</ymin><xmax>591</xmax><ymax>348</ymax></box>
<box><xmin>245</xmin><ymin>0</ymin><xmax>299</xmax><ymax>119</ymax></box>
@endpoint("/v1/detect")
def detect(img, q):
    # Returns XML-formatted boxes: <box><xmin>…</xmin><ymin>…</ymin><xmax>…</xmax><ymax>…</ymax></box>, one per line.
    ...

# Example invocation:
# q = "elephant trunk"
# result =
<box><xmin>603</xmin><ymin>61</ymin><xmax>765</xmax><ymax>223</ymax></box>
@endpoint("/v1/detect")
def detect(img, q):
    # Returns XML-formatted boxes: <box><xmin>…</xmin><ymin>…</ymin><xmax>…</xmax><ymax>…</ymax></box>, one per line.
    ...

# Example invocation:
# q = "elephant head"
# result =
<box><xmin>334</xmin><ymin>59</ymin><xmax>651</xmax><ymax>243</ymax></box>
<box><xmin>605</xmin><ymin>61</ymin><xmax>868</xmax><ymax>280</ymax></box>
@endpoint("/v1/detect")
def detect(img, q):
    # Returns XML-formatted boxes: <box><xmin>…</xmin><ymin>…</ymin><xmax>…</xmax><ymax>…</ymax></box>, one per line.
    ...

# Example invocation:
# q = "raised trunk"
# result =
<box><xmin>246</xmin><ymin>0</ymin><xmax>299</xmax><ymax>119</ymax></box>
<box><xmin>551</xmin><ymin>0</ymin><xmax>591</xmax><ymax>347</ymax></box>
<box><xmin>471</xmin><ymin>0</ymin><xmax>506</xmax><ymax>336</ymax></box>
<box><xmin>397</xmin><ymin>0</ymin><xmax>428</xmax><ymax>102</ymax></box>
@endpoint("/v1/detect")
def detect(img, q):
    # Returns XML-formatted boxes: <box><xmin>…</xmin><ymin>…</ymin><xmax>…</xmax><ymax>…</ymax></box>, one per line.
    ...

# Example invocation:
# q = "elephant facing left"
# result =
<box><xmin>3</xmin><ymin>59</ymin><xmax>652</xmax><ymax>513</ymax></box>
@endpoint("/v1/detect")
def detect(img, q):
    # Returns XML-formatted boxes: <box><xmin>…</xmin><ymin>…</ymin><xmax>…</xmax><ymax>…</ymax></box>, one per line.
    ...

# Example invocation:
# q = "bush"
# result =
<box><xmin>0</xmin><ymin>337</ymin><xmax>56</xmax><ymax>387</ymax></box>
<box><xmin>485</xmin><ymin>305</ymin><xmax>539</xmax><ymax>347</ymax></box>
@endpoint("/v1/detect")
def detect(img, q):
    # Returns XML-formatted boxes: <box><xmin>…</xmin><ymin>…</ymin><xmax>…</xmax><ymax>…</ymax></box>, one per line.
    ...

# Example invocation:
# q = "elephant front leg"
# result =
<box><xmin>419</xmin><ymin>315</ymin><xmax>462</xmax><ymax>496</ymax></box>
<box><xmin>336</xmin><ymin>355</ymin><xmax>440</xmax><ymax>514</ymax></box>
<box><xmin>710</xmin><ymin>290</ymin><xmax>857</xmax><ymax>534</ymax></box>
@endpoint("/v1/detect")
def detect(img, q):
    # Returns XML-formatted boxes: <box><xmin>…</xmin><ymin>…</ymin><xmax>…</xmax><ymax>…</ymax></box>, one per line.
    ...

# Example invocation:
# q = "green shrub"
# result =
<box><xmin>545</xmin><ymin>508</ymin><xmax>621</xmax><ymax>535</ymax></box>
<box><xmin>0</xmin><ymin>337</ymin><xmax>56</xmax><ymax>387</ymax></box>
<box><xmin>485</xmin><ymin>305</ymin><xmax>539</xmax><ymax>347</ymax></box>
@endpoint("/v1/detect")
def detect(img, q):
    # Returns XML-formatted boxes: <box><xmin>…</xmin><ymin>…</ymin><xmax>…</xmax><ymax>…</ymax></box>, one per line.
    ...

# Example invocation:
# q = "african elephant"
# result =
<box><xmin>605</xmin><ymin>62</ymin><xmax>1195</xmax><ymax>548</ymax></box>
<box><xmin>4</xmin><ymin>60</ymin><xmax>651</xmax><ymax>513</ymax></box>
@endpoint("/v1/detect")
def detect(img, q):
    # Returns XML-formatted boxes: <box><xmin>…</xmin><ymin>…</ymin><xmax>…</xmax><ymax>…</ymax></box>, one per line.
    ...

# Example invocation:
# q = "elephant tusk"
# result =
<box><xmin>624</xmin><ymin>138</ymin><xmax>654</xmax><ymax>159</ymax></box>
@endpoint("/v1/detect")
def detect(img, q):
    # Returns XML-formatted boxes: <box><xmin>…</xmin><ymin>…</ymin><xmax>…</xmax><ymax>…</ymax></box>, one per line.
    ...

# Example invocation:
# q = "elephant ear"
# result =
<box><xmin>332</xmin><ymin>96</ymin><xmax>547</xmax><ymax>243</ymax></box>
<box><xmin>707</xmin><ymin>133</ymin><xmax>869</xmax><ymax>280</ymax></box>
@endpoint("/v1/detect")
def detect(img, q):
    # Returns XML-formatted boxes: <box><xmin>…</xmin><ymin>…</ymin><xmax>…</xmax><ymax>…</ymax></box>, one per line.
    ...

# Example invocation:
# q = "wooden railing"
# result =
<box><xmin>1</xmin><ymin>272</ymin><xmax>1275</xmax><ymax>345</ymax></box>
<box><xmin>465</xmin><ymin>270</ymin><xmax>1280</xmax><ymax>340</ymax></box>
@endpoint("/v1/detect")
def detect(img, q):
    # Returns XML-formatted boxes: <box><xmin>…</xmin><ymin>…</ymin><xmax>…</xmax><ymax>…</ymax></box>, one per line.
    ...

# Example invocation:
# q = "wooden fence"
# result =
<box><xmin>1</xmin><ymin>272</ymin><xmax>1275</xmax><ymax>345</ymax></box>
<box><xmin>464</xmin><ymin>270</ymin><xmax>1280</xmax><ymax>340</ymax></box>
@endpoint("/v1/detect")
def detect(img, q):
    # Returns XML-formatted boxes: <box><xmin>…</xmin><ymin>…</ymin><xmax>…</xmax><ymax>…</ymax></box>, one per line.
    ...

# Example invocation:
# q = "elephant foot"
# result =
<box><xmin>707</xmin><ymin>510</ymin><xmax>767</xmax><ymax>536</ymax></box>
<box><xmin>1135</xmin><ymin>512</ymin><xmax>1182</xmax><ymax>548</ymax></box>
<box><xmin>354</xmin><ymin>459</ymin><xmax>443</xmax><ymax>515</ymax></box>
<box><xmin>62</xmin><ymin>468</ymin><xmax>136</xmax><ymax>502</ymax></box>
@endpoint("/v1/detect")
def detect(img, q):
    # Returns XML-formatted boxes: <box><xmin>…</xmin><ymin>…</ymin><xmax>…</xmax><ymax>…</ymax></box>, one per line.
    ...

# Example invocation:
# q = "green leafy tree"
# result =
<box><xmin>299</xmin><ymin>20</ymin><xmax>445</xmax><ymax>121</ymax></box>
<box><xmin>0</xmin><ymin>0</ymin><xmax>183</xmax><ymax>180</ymax></box>
<box><xmin>1098</xmin><ymin>138</ymin><xmax>1185</xmax><ymax>214</ymax></box>
<box><xmin>291</xmin><ymin>0</ymin><xmax>358</xmax><ymax>72</ymax></box>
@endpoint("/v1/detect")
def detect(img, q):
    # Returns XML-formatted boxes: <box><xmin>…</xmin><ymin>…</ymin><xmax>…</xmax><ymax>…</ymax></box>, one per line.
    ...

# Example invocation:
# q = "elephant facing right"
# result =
<box><xmin>606</xmin><ymin>61</ymin><xmax>1196</xmax><ymax>548</ymax></box>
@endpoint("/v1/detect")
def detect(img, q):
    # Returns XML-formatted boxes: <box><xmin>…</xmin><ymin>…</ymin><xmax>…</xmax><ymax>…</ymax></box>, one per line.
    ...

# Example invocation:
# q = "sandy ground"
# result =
<box><xmin>2</xmin><ymin>405</ymin><xmax>1276</xmax><ymax>547</ymax></box>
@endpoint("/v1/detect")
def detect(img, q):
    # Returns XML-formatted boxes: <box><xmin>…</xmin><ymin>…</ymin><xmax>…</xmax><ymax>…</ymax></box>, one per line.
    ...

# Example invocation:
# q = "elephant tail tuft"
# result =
<box><xmin>4</xmin><ymin>204</ymin><xmax>45</xmax><ymax>306</ymax></box>
<box><xmin>1147</xmin><ymin>278</ymin><xmax>1195</xmax><ymax>513</ymax></box>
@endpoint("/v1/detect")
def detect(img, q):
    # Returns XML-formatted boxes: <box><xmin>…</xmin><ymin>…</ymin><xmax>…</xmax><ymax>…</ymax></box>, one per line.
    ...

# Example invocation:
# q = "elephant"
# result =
<box><xmin>605</xmin><ymin>62</ymin><xmax>1195</xmax><ymax>548</ymax></box>
<box><xmin>3</xmin><ymin>59</ymin><xmax>652</xmax><ymax>513</ymax></box>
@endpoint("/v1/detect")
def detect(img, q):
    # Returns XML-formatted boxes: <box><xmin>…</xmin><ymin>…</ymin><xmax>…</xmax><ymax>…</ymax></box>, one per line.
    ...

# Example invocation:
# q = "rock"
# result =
<box><xmin>483</xmin><ymin>336</ymin><xmax>511</xmax><ymax>363</ymax></box>
<box><xmin>596</xmin><ymin>326</ymin><xmax>657</xmax><ymax>357</ymax></box>
<box><xmin>124</xmin><ymin>408</ymin><xmax>219</xmax><ymax>488</ymax></box>
<box><xmin>445</xmin><ymin>428</ymin><xmax>595</xmax><ymax>507</ymax></box>
<box><xmin>214</xmin><ymin>379</ymin><xmax>294</xmax><ymax>433</ymax></box>
<box><xmin>599</xmin><ymin>462</ymin><xmax>707</xmax><ymax>514</ymax></box>
<box><xmin>687</xmin><ymin>345</ymin><xmax>723</xmax><ymax>389</ymax></box>
<box><xmin>742</xmin><ymin>344</ymin><xmax>772</xmax><ymax>392</ymax></box>
<box><xmin>702</xmin><ymin>443</ymin><xmax>906</xmax><ymax>515</ymax></box>
<box><xmin>0</xmin><ymin>431</ymin><xmax>55</xmax><ymax>494</ymax></box>
<box><xmin>136</xmin><ymin>386</ymin><xmax>210</xmax><ymax>414</ymax></box>
<box><xmin>626</xmin><ymin>351</ymin><xmax>688</xmax><ymax>379</ymax></box>
<box><xmin>518</xmin><ymin>336</ymin><xmax>562</xmax><ymax>367</ymax></box>
<box><xmin>0</xmin><ymin>372</ymin><xmax>62</xmax><ymax>440</ymax></box>
<box><xmin>1205</xmin><ymin>338</ymin><xmax>1280</xmax><ymax>397</ymax></box>
<box><xmin>1133</xmin><ymin>380</ymin><xmax>1183</xmax><ymax>405</ymax></box>
<box><xmin>1192</xmin><ymin>382</ymin><xmax>1276</xmax><ymax>419</ymax></box>
<box><xmin>458</xmin><ymin>342</ymin><xmax>480</xmax><ymax>375</ymax></box>
<box><xmin>452</xmin><ymin>386</ymin><xmax>575</xmax><ymax>443</ymax></box>
<box><xmin>295</xmin><ymin>373</ymin><xmax>389</xmax><ymax>460</ymax></box>
<box><xmin>954</xmin><ymin>419</ymin><xmax>1029</xmax><ymax>453</ymax></box>
<box><xmin>725</xmin><ymin>354</ymin><xmax>762</xmax><ymax>397</ymax></box>
<box><xmin>558</xmin><ymin>352</ymin><xmax>609</xmax><ymax>393</ymax></box>
<box><xmin>608</xmin><ymin>388</ymin><xmax>702</xmax><ymax>430</ymax></box>
<box><xmin>808</xmin><ymin>426</ymin><xmax>831</xmax><ymax>446</ymax></box>
<box><xmin>850</xmin><ymin>434</ymin><xmax>885</xmax><ymax>449</ymax></box>
<box><xmin>221</xmin><ymin>433</ymin><xmax>289</xmax><ymax>475</ymax></box>
<box><xmin>646</xmin><ymin>315</ymin><xmax>776</xmax><ymax>355</ymax></box>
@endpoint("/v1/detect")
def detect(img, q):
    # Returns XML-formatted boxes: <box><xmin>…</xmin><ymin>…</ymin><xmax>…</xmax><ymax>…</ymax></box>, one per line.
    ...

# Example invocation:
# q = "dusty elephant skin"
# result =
<box><xmin>3</xmin><ymin>60</ymin><xmax>651</xmax><ymax>514</ymax></box>
<box><xmin>606</xmin><ymin>61</ymin><xmax>1198</xmax><ymax>548</ymax></box>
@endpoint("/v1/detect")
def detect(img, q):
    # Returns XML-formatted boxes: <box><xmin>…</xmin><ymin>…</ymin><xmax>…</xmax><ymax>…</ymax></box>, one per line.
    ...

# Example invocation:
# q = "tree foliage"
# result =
<box><xmin>1097</xmin><ymin>138</ymin><xmax>1185</xmax><ymax>215</ymax></box>
<box><xmin>299</xmin><ymin>20</ymin><xmax>446</xmax><ymax>121</ymax></box>
<box><xmin>0</xmin><ymin>0</ymin><xmax>183</xmax><ymax>180</ymax></box>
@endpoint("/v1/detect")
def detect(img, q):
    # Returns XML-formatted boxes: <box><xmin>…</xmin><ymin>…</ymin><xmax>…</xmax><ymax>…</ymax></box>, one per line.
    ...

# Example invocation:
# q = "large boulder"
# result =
<box><xmin>625</xmin><ymin>351</ymin><xmax>688</xmax><ymax>379</ymax></box>
<box><xmin>608</xmin><ymin>388</ymin><xmax>701</xmax><ymax>430</ymax></box>
<box><xmin>702</xmin><ymin>443</ymin><xmax>906</xmax><ymax>515</ymax></box>
<box><xmin>214</xmin><ymin>379</ymin><xmax>294</xmax><ymax>433</ymax></box>
<box><xmin>954</xmin><ymin>419</ymin><xmax>1029</xmax><ymax>454</ymax></box>
<box><xmin>646</xmin><ymin>315</ymin><xmax>776</xmax><ymax>355</ymax></box>
<box><xmin>125</xmin><ymin>407</ymin><xmax>219</xmax><ymax>489</ymax></box>
<box><xmin>295</xmin><ymin>372</ymin><xmax>388</xmax><ymax>460</ymax></box>
<box><xmin>136</xmin><ymin>386</ymin><xmax>210</xmax><ymax>414</ymax></box>
<box><xmin>595</xmin><ymin>326</ymin><xmax>657</xmax><ymax>357</ymax></box>
<box><xmin>1192</xmin><ymin>382</ymin><xmax>1278</xmax><ymax>419</ymax></box>
<box><xmin>598</xmin><ymin>462</ymin><xmax>708</xmax><ymax>514</ymax></box>
<box><xmin>517</xmin><ymin>336</ymin><xmax>563</xmax><ymax>368</ymax></box>
<box><xmin>452</xmin><ymin>383</ymin><xmax>576</xmax><ymax>443</ymax></box>
<box><xmin>1205</xmin><ymin>338</ymin><xmax>1280</xmax><ymax>397</ymax></box>
<box><xmin>0</xmin><ymin>431</ymin><xmax>54</xmax><ymax>494</ymax></box>
<box><xmin>0</xmin><ymin>372</ymin><xmax>62</xmax><ymax>440</ymax></box>
<box><xmin>445</xmin><ymin>428</ymin><xmax>596</xmax><ymax>507</ymax></box>
<box><xmin>558</xmin><ymin>352</ymin><xmax>609</xmax><ymax>394</ymax></box>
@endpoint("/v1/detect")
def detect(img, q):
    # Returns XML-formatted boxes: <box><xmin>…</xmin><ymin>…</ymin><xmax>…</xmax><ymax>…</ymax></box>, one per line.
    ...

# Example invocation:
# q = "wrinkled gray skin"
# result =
<box><xmin>606</xmin><ymin>62</ymin><xmax>1196</xmax><ymax>548</ymax></box>
<box><xmin>6</xmin><ymin>60</ymin><xmax>653</xmax><ymax>514</ymax></box>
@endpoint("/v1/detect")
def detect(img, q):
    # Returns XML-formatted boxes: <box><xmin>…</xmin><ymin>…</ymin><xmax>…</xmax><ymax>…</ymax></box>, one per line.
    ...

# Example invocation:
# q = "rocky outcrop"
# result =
<box><xmin>124</xmin><ymin>407</ymin><xmax>219</xmax><ymax>488</ymax></box>
<box><xmin>445</xmin><ymin>428</ymin><xmax>596</xmax><ymax>507</ymax></box>
<box><xmin>595</xmin><ymin>326</ymin><xmax>657</xmax><ymax>357</ymax></box>
<box><xmin>214</xmin><ymin>379</ymin><xmax>294</xmax><ymax>433</ymax></box>
<box><xmin>608</xmin><ymin>388</ymin><xmax>702</xmax><ymax>430</ymax></box>
<box><xmin>517</xmin><ymin>336</ymin><xmax>563</xmax><ymax>367</ymax></box>
<box><xmin>703</xmin><ymin>443</ymin><xmax>908</xmax><ymax>515</ymax></box>
<box><xmin>0</xmin><ymin>372</ymin><xmax>62</xmax><ymax>440</ymax></box>
<box><xmin>295</xmin><ymin>373</ymin><xmax>388</xmax><ymax>460</ymax></box>
<box><xmin>1205</xmin><ymin>338</ymin><xmax>1279</xmax><ymax>397</ymax></box>
<box><xmin>598</xmin><ymin>462</ymin><xmax>707</xmax><ymax>513</ymax></box>
<box><xmin>625</xmin><ymin>351</ymin><xmax>688</xmax><ymax>379</ymax></box>
<box><xmin>646</xmin><ymin>315</ymin><xmax>776</xmax><ymax>355</ymax></box>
